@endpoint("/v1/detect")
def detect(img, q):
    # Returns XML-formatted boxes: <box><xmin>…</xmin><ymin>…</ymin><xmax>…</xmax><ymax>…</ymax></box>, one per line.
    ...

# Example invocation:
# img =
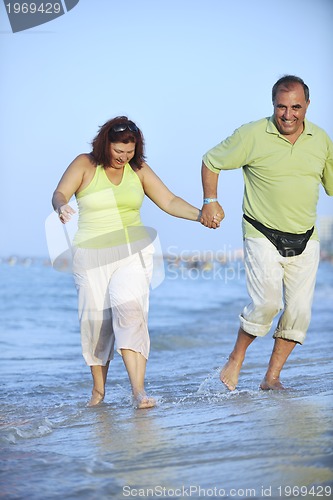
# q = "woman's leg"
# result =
<box><xmin>88</xmin><ymin>361</ymin><xmax>110</xmax><ymax>406</ymax></box>
<box><xmin>73</xmin><ymin>248</ymin><xmax>115</xmax><ymax>407</ymax></box>
<box><xmin>121</xmin><ymin>349</ymin><xmax>156</xmax><ymax>408</ymax></box>
<box><xmin>110</xmin><ymin>250</ymin><xmax>155</xmax><ymax>408</ymax></box>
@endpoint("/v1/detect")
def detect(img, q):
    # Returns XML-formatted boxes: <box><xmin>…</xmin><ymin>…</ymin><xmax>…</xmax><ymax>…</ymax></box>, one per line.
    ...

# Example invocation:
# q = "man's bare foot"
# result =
<box><xmin>87</xmin><ymin>388</ymin><xmax>105</xmax><ymax>407</ymax></box>
<box><xmin>220</xmin><ymin>357</ymin><xmax>242</xmax><ymax>391</ymax></box>
<box><xmin>133</xmin><ymin>393</ymin><xmax>156</xmax><ymax>409</ymax></box>
<box><xmin>260</xmin><ymin>377</ymin><xmax>286</xmax><ymax>390</ymax></box>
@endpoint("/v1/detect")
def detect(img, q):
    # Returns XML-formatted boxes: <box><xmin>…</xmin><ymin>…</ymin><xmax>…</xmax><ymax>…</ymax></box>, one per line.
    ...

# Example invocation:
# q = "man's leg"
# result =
<box><xmin>260</xmin><ymin>338</ymin><xmax>296</xmax><ymax>390</ymax></box>
<box><xmin>220</xmin><ymin>328</ymin><xmax>256</xmax><ymax>390</ymax></box>
<box><xmin>220</xmin><ymin>238</ymin><xmax>283</xmax><ymax>391</ymax></box>
<box><xmin>261</xmin><ymin>240</ymin><xmax>320</xmax><ymax>390</ymax></box>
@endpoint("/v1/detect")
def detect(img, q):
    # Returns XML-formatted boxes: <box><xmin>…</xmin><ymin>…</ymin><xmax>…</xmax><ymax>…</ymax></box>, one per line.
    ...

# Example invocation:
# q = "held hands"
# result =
<box><xmin>57</xmin><ymin>204</ymin><xmax>76</xmax><ymax>224</ymax></box>
<box><xmin>200</xmin><ymin>201</ymin><xmax>225</xmax><ymax>229</ymax></box>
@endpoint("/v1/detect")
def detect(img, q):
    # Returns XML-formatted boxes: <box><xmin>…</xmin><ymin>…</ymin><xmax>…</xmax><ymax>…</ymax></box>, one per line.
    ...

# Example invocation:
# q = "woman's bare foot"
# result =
<box><xmin>87</xmin><ymin>388</ymin><xmax>105</xmax><ymax>407</ymax></box>
<box><xmin>133</xmin><ymin>393</ymin><xmax>156</xmax><ymax>409</ymax></box>
<box><xmin>220</xmin><ymin>357</ymin><xmax>242</xmax><ymax>391</ymax></box>
<box><xmin>260</xmin><ymin>377</ymin><xmax>286</xmax><ymax>390</ymax></box>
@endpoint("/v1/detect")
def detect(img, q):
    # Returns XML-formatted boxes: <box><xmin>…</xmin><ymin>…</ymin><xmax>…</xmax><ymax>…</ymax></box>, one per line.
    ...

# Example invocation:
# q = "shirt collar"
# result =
<box><xmin>266</xmin><ymin>116</ymin><xmax>313</xmax><ymax>137</ymax></box>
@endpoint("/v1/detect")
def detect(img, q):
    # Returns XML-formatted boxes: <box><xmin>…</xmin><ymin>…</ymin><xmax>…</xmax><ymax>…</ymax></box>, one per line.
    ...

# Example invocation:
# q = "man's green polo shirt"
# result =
<box><xmin>203</xmin><ymin>117</ymin><xmax>333</xmax><ymax>238</ymax></box>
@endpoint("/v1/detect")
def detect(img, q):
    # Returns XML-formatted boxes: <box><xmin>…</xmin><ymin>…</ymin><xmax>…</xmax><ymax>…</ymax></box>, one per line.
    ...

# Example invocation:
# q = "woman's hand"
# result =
<box><xmin>58</xmin><ymin>204</ymin><xmax>76</xmax><ymax>224</ymax></box>
<box><xmin>200</xmin><ymin>202</ymin><xmax>225</xmax><ymax>229</ymax></box>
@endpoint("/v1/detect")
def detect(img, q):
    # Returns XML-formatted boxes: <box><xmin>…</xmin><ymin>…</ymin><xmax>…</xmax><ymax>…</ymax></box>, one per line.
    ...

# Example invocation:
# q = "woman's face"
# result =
<box><xmin>109</xmin><ymin>142</ymin><xmax>136</xmax><ymax>169</ymax></box>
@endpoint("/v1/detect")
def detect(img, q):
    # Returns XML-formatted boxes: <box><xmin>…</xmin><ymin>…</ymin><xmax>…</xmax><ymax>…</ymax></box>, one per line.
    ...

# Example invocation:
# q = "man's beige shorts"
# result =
<box><xmin>240</xmin><ymin>238</ymin><xmax>320</xmax><ymax>344</ymax></box>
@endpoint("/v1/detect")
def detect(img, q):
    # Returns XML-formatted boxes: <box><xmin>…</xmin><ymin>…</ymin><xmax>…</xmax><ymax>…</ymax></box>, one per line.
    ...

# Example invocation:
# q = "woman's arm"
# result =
<box><xmin>138</xmin><ymin>163</ymin><xmax>204</xmax><ymax>222</ymax></box>
<box><xmin>52</xmin><ymin>154</ymin><xmax>91</xmax><ymax>223</ymax></box>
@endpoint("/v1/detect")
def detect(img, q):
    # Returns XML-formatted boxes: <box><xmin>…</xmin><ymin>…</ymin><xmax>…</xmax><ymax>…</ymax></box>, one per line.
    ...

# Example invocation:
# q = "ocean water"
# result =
<box><xmin>0</xmin><ymin>257</ymin><xmax>332</xmax><ymax>500</ymax></box>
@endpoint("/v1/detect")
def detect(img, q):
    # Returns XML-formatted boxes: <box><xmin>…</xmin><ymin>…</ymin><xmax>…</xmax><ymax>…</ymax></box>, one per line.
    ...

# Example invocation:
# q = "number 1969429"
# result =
<box><xmin>6</xmin><ymin>3</ymin><xmax>62</xmax><ymax>14</ymax></box>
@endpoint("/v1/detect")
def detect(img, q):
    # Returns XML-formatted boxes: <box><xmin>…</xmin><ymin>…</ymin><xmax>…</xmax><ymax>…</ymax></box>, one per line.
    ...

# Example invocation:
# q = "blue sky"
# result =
<box><xmin>1</xmin><ymin>0</ymin><xmax>332</xmax><ymax>258</ymax></box>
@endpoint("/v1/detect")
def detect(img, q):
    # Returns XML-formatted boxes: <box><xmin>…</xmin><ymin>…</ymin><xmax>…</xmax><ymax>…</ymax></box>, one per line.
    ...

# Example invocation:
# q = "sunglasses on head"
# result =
<box><xmin>111</xmin><ymin>123</ymin><xmax>139</xmax><ymax>133</ymax></box>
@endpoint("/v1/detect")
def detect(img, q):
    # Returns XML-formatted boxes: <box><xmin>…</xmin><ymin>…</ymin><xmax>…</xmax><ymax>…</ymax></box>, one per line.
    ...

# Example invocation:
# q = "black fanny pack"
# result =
<box><xmin>243</xmin><ymin>214</ymin><xmax>314</xmax><ymax>257</ymax></box>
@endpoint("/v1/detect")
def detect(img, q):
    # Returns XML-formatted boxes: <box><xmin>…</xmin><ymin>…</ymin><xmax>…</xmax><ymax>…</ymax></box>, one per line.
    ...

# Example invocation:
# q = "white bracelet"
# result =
<box><xmin>203</xmin><ymin>198</ymin><xmax>218</xmax><ymax>204</ymax></box>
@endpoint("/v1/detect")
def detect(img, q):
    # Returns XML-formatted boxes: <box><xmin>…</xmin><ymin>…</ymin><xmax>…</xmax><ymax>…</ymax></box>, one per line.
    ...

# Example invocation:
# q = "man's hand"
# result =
<box><xmin>200</xmin><ymin>202</ymin><xmax>225</xmax><ymax>229</ymax></box>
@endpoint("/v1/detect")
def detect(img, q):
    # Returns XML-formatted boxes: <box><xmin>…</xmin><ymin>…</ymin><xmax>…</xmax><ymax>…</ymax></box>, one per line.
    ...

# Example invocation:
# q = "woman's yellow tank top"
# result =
<box><xmin>73</xmin><ymin>164</ymin><xmax>144</xmax><ymax>248</ymax></box>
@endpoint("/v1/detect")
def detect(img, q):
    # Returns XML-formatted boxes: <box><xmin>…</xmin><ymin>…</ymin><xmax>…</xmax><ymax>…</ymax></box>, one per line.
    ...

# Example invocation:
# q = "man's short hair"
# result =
<box><xmin>272</xmin><ymin>75</ymin><xmax>310</xmax><ymax>103</ymax></box>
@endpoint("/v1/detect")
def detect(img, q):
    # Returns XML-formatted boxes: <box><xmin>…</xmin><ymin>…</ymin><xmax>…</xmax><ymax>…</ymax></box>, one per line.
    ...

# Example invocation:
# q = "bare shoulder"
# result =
<box><xmin>70</xmin><ymin>153</ymin><xmax>96</xmax><ymax>170</ymax></box>
<box><xmin>134</xmin><ymin>162</ymin><xmax>156</xmax><ymax>181</ymax></box>
<box><xmin>134</xmin><ymin>162</ymin><xmax>172</xmax><ymax>199</ymax></box>
<box><xmin>134</xmin><ymin>163</ymin><xmax>164</xmax><ymax>192</ymax></box>
<box><xmin>56</xmin><ymin>153</ymin><xmax>97</xmax><ymax>196</ymax></box>
<box><xmin>66</xmin><ymin>153</ymin><xmax>96</xmax><ymax>181</ymax></box>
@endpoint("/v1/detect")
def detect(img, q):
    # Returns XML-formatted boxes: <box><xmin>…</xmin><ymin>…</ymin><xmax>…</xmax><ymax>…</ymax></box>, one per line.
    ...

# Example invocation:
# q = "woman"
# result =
<box><xmin>52</xmin><ymin>116</ymin><xmax>221</xmax><ymax>409</ymax></box>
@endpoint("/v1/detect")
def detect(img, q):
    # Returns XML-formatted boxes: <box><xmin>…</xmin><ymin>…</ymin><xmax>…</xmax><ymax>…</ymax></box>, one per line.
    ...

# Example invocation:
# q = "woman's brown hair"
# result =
<box><xmin>91</xmin><ymin>116</ymin><xmax>146</xmax><ymax>169</ymax></box>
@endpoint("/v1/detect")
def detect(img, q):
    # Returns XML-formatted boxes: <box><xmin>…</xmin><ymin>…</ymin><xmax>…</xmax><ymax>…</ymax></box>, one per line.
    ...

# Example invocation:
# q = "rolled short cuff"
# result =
<box><xmin>239</xmin><ymin>314</ymin><xmax>272</xmax><ymax>337</ymax></box>
<box><xmin>273</xmin><ymin>328</ymin><xmax>305</xmax><ymax>345</ymax></box>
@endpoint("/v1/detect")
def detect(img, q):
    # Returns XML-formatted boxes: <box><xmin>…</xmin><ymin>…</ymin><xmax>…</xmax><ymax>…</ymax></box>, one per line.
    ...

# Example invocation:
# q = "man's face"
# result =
<box><xmin>273</xmin><ymin>83</ymin><xmax>310</xmax><ymax>139</ymax></box>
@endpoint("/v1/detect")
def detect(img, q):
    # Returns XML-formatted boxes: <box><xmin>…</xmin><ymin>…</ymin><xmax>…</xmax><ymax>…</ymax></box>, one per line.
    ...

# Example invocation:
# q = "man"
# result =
<box><xmin>201</xmin><ymin>75</ymin><xmax>333</xmax><ymax>391</ymax></box>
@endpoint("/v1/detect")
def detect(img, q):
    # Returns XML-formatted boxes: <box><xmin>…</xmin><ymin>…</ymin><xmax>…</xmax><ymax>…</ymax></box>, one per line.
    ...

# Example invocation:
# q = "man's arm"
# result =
<box><xmin>201</xmin><ymin>162</ymin><xmax>225</xmax><ymax>228</ymax></box>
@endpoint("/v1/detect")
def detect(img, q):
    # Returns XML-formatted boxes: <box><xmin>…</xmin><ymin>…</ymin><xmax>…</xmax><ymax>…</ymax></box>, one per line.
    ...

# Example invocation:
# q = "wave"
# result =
<box><xmin>0</xmin><ymin>417</ymin><xmax>54</xmax><ymax>444</ymax></box>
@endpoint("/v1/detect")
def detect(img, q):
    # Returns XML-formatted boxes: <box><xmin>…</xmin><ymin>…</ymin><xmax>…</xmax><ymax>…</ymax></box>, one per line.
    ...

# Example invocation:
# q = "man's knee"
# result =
<box><xmin>285</xmin><ymin>303</ymin><xmax>311</xmax><ymax>325</ymax></box>
<box><xmin>274</xmin><ymin>305</ymin><xmax>311</xmax><ymax>345</ymax></box>
<box><xmin>258</xmin><ymin>299</ymin><xmax>281</xmax><ymax>319</ymax></box>
<box><xmin>244</xmin><ymin>299</ymin><xmax>281</xmax><ymax>323</ymax></box>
